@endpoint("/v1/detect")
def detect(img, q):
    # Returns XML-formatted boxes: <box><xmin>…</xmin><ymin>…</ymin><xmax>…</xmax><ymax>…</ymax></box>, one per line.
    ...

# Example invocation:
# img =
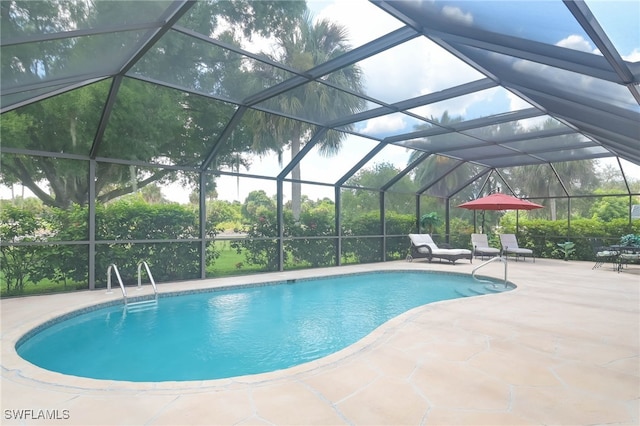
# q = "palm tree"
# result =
<box><xmin>247</xmin><ymin>11</ymin><xmax>366</xmax><ymax>219</ymax></box>
<box><xmin>506</xmin><ymin>119</ymin><xmax>598</xmax><ymax>220</ymax></box>
<box><xmin>420</xmin><ymin>212</ymin><xmax>441</xmax><ymax>234</ymax></box>
<box><xmin>510</xmin><ymin>159</ymin><xmax>597</xmax><ymax>220</ymax></box>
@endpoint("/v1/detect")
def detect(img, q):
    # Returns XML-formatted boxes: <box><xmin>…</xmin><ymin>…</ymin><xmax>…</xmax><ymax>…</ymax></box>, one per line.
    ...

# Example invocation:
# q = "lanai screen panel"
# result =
<box><xmin>342</xmin><ymin>143</ymin><xmax>415</xmax><ymax>190</ymax></box>
<box><xmin>1</xmin><ymin>1</ymin><xmax>176</xmax><ymax>100</ymax></box>
<box><xmin>347</xmin><ymin>36</ymin><xmax>485</xmax><ymax>105</ymax></box>
<box><xmin>497</xmin><ymin>164</ymin><xmax>566</xmax><ymax>199</ymax></box>
<box><xmin>285</xmin><ymin>131</ymin><xmax>381</xmax><ymax>184</ymax></box>
<box><xmin>376</xmin><ymin>0</ymin><xmax>639</xmax><ymax>166</ymax></box>
<box><xmin>396</xmin><ymin>131</ymin><xmax>485</xmax><ymax>154</ymax></box>
<box><xmin>307</xmin><ymin>0</ymin><xmax>405</xmax><ymax>49</ymax></box>
<box><xmin>1</xmin><ymin>80</ymin><xmax>110</xmax><ymax>155</ymax></box>
<box><xmin>99</xmin><ymin>78</ymin><xmax>238</xmax><ymax>166</ymax></box>
<box><xmin>620</xmin><ymin>160</ymin><xmax>640</xmax><ymax>192</ymax></box>
<box><xmin>349</xmin><ymin>112</ymin><xmax>431</xmax><ymax>140</ymax></box>
<box><xmin>129</xmin><ymin>30</ymin><xmax>297</xmax><ymax>103</ymax></box>
<box><xmin>586</xmin><ymin>0</ymin><xmax>640</xmax><ymax>58</ymax></box>
<box><xmin>411</xmin><ymin>86</ymin><xmax>517</xmax><ymax>123</ymax></box>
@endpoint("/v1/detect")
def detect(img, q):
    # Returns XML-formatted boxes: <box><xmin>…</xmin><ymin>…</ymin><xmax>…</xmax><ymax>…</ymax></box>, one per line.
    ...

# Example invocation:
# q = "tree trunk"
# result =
<box><xmin>291</xmin><ymin>136</ymin><xmax>301</xmax><ymax>221</ymax></box>
<box><xmin>130</xmin><ymin>165</ymin><xmax>137</xmax><ymax>193</ymax></box>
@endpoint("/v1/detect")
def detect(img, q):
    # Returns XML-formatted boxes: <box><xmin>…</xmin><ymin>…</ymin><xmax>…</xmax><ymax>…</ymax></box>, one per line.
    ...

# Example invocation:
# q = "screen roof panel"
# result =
<box><xmin>129</xmin><ymin>29</ymin><xmax>297</xmax><ymax>102</ymax></box>
<box><xmin>396</xmin><ymin>0</ymin><xmax>594</xmax><ymax>53</ymax></box>
<box><xmin>285</xmin><ymin>131</ymin><xmax>381</xmax><ymax>184</ymax></box>
<box><xmin>2</xmin><ymin>29</ymin><xmax>152</xmax><ymax>93</ymax></box>
<box><xmin>1</xmin><ymin>1</ymin><xmax>173</xmax><ymax>40</ymax></box>
<box><xmin>585</xmin><ymin>0</ymin><xmax>640</xmax><ymax>61</ymax></box>
<box><xmin>346</xmin><ymin>36</ymin><xmax>485</xmax><ymax>105</ymax></box>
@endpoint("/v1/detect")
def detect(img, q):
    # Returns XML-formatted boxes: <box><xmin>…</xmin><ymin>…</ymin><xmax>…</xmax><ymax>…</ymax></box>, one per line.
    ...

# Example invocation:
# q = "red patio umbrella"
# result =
<box><xmin>457</xmin><ymin>193</ymin><xmax>543</xmax><ymax>211</ymax></box>
<box><xmin>458</xmin><ymin>193</ymin><xmax>544</xmax><ymax>234</ymax></box>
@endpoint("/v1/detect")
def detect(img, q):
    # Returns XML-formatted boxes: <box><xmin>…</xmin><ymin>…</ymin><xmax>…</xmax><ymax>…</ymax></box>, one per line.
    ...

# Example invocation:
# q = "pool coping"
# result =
<box><xmin>4</xmin><ymin>267</ymin><xmax>515</xmax><ymax>392</ymax></box>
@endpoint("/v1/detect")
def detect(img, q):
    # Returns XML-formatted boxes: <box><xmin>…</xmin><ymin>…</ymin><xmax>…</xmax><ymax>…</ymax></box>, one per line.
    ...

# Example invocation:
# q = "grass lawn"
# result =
<box><xmin>207</xmin><ymin>240</ymin><xmax>266</xmax><ymax>277</ymax></box>
<box><xmin>1</xmin><ymin>241</ymin><xmax>364</xmax><ymax>297</ymax></box>
<box><xmin>1</xmin><ymin>277</ymin><xmax>85</xmax><ymax>297</ymax></box>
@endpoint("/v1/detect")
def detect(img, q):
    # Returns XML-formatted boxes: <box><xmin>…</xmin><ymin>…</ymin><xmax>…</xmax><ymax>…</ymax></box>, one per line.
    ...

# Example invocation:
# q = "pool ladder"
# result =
<box><xmin>472</xmin><ymin>255</ymin><xmax>509</xmax><ymax>287</ymax></box>
<box><xmin>107</xmin><ymin>261</ymin><xmax>158</xmax><ymax>311</ymax></box>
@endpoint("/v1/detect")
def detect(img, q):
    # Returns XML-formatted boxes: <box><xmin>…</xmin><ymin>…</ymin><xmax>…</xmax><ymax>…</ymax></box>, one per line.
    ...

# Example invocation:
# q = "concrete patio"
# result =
<box><xmin>1</xmin><ymin>258</ymin><xmax>638</xmax><ymax>425</ymax></box>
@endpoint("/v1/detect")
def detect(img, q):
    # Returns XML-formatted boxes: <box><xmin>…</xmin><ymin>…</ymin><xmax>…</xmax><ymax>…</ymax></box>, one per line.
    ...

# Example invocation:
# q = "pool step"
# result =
<box><xmin>455</xmin><ymin>288</ymin><xmax>477</xmax><ymax>297</ymax></box>
<box><xmin>456</xmin><ymin>284</ymin><xmax>511</xmax><ymax>298</ymax></box>
<box><xmin>126</xmin><ymin>299</ymin><xmax>158</xmax><ymax>313</ymax></box>
<box><xmin>483</xmin><ymin>284</ymin><xmax>511</xmax><ymax>293</ymax></box>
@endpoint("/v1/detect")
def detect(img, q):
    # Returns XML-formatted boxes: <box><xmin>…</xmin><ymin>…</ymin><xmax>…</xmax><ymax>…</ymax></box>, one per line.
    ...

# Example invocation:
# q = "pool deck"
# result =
<box><xmin>1</xmin><ymin>258</ymin><xmax>639</xmax><ymax>425</ymax></box>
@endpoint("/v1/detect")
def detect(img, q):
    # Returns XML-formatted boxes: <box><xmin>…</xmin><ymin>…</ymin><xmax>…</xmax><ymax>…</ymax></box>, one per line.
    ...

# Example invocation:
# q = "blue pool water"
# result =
<box><xmin>17</xmin><ymin>271</ymin><xmax>512</xmax><ymax>382</ymax></box>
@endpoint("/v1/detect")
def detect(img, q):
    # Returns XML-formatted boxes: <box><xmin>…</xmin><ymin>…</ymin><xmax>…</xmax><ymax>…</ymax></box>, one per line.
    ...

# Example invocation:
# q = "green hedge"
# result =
<box><xmin>1</xmin><ymin>201</ymin><xmax>217</xmax><ymax>294</ymax></box>
<box><xmin>2</xmin><ymin>199</ymin><xmax>638</xmax><ymax>296</ymax></box>
<box><xmin>499</xmin><ymin>218</ymin><xmax>640</xmax><ymax>260</ymax></box>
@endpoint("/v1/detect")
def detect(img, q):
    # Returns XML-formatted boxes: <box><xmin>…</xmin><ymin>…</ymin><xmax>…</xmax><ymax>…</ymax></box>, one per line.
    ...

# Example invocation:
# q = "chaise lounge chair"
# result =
<box><xmin>499</xmin><ymin>233</ymin><xmax>534</xmax><ymax>262</ymax></box>
<box><xmin>471</xmin><ymin>233</ymin><xmax>501</xmax><ymax>260</ymax></box>
<box><xmin>407</xmin><ymin>234</ymin><xmax>472</xmax><ymax>264</ymax></box>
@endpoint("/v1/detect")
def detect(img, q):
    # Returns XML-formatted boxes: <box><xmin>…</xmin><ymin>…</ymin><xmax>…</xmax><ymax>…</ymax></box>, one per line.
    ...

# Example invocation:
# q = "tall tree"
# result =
<box><xmin>342</xmin><ymin>162</ymin><xmax>416</xmax><ymax>218</ymax></box>
<box><xmin>247</xmin><ymin>11</ymin><xmax>365</xmax><ymax>219</ymax></box>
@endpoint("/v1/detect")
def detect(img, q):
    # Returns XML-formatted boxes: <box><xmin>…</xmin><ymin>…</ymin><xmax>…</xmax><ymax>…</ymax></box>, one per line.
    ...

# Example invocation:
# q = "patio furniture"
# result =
<box><xmin>499</xmin><ymin>234</ymin><xmax>535</xmax><ymax>262</ymax></box>
<box><xmin>591</xmin><ymin>239</ymin><xmax>619</xmax><ymax>270</ymax></box>
<box><xmin>407</xmin><ymin>234</ymin><xmax>472</xmax><ymax>264</ymax></box>
<box><xmin>618</xmin><ymin>252</ymin><xmax>640</xmax><ymax>273</ymax></box>
<box><xmin>471</xmin><ymin>233</ymin><xmax>501</xmax><ymax>260</ymax></box>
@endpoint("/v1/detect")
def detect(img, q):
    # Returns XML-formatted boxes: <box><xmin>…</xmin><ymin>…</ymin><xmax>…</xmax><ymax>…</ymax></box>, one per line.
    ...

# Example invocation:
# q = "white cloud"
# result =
<box><xmin>506</xmin><ymin>91</ymin><xmax>535</xmax><ymax>112</ymax></box>
<box><xmin>442</xmin><ymin>6</ymin><xmax>473</xmax><ymax>25</ymax></box>
<box><xmin>556</xmin><ymin>34</ymin><xmax>596</xmax><ymax>53</ymax></box>
<box><xmin>623</xmin><ymin>47</ymin><xmax>640</xmax><ymax>62</ymax></box>
<box><xmin>361</xmin><ymin>114</ymin><xmax>407</xmax><ymax>135</ymax></box>
<box><xmin>310</xmin><ymin>0</ymin><xmax>402</xmax><ymax>47</ymax></box>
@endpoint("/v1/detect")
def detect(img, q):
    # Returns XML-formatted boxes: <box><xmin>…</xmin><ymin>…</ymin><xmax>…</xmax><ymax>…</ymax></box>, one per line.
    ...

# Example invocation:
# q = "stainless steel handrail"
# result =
<box><xmin>471</xmin><ymin>256</ymin><xmax>508</xmax><ymax>287</ymax></box>
<box><xmin>106</xmin><ymin>263</ymin><xmax>127</xmax><ymax>304</ymax></box>
<box><xmin>136</xmin><ymin>261</ymin><xmax>157</xmax><ymax>296</ymax></box>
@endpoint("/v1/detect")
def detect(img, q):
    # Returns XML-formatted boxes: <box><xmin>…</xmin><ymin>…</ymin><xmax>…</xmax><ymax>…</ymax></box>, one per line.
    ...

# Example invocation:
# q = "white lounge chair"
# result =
<box><xmin>499</xmin><ymin>233</ymin><xmax>534</xmax><ymax>262</ymax></box>
<box><xmin>471</xmin><ymin>233</ymin><xmax>500</xmax><ymax>260</ymax></box>
<box><xmin>407</xmin><ymin>234</ymin><xmax>472</xmax><ymax>264</ymax></box>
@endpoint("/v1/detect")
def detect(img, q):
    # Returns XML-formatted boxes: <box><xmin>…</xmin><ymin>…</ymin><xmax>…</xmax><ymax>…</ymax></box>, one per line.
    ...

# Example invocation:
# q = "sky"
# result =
<box><xmin>1</xmin><ymin>0</ymin><xmax>639</xmax><ymax>204</ymax></box>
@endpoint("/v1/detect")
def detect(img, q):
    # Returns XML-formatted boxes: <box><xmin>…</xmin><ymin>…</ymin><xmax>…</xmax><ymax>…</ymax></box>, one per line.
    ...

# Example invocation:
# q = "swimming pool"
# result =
<box><xmin>17</xmin><ymin>271</ymin><xmax>513</xmax><ymax>382</ymax></box>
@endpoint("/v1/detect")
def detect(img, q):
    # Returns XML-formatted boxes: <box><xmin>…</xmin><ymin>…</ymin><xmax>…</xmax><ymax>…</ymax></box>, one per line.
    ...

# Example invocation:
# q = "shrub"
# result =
<box><xmin>499</xmin><ymin>217</ymin><xmax>640</xmax><ymax>260</ymax></box>
<box><xmin>0</xmin><ymin>205</ymin><xmax>46</xmax><ymax>293</ymax></box>
<box><xmin>231</xmin><ymin>209</ymin><xmax>286</xmax><ymax>271</ymax></box>
<box><xmin>288</xmin><ymin>205</ymin><xmax>336</xmax><ymax>267</ymax></box>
